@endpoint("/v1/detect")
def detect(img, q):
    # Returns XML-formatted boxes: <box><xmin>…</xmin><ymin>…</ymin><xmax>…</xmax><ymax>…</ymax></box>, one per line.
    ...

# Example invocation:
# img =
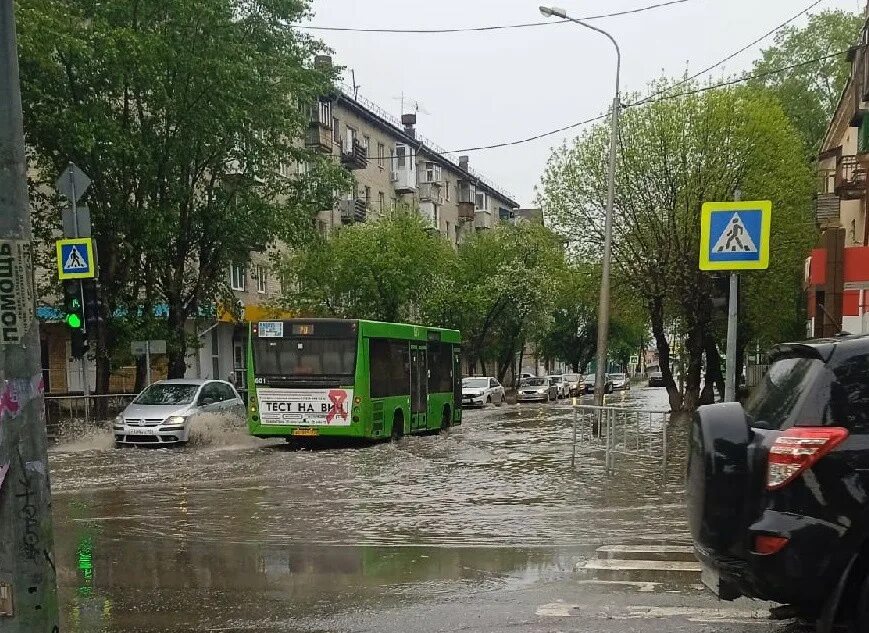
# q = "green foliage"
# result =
<box><xmin>750</xmin><ymin>9</ymin><xmax>863</xmax><ymax>154</ymax></box>
<box><xmin>539</xmin><ymin>82</ymin><xmax>815</xmax><ymax>410</ymax></box>
<box><xmin>17</xmin><ymin>0</ymin><xmax>350</xmax><ymax>377</ymax></box>
<box><xmin>280</xmin><ymin>208</ymin><xmax>455</xmax><ymax>323</ymax></box>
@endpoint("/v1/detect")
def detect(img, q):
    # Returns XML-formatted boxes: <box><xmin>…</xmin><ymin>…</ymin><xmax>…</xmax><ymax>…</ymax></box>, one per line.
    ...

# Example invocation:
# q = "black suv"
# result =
<box><xmin>688</xmin><ymin>335</ymin><xmax>869</xmax><ymax>632</ymax></box>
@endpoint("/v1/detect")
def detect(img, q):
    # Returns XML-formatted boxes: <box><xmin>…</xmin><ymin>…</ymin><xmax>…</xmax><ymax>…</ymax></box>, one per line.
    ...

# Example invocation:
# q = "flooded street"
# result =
<box><xmin>48</xmin><ymin>387</ymin><xmax>789</xmax><ymax>632</ymax></box>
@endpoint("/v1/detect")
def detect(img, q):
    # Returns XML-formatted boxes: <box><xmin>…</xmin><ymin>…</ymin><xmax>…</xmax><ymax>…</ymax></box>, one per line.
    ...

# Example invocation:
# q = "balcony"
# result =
<box><xmin>851</xmin><ymin>45</ymin><xmax>869</xmax><ymax>126</ymax></box>
<box><xmin>340</xmin><ymin>139</ymin><xmax>367</xmax><ymax>170</ymax></box>
<box><xmin>815</xmin><ymin>169</ymin><xmax>840</xmax><ymax>226</ymax></box>
<box><xmin>474</xmin><ymin>209</ymin><xmax>493</xmax><ymax>230</ymax></box>
<box><xmin>339</xmin><ymin>197</ymin><xmax>367</xmax><ymax>224</ymax></box>
<box><xmin>835</xmin><ymin>155</ymin><xmax>867</xmax><ymax>200</ymax></box>
<box><xmin>458</xmin><ymin>202</ymin><xmax>474</xmax><ymax>222</ymax></box>
<box><xmin>305</xmin><ymin>123</ymin><xmax>332</xmax><ymax>154</ymax></box>
<box><xmin>418</xmin><ymin>182</ymin><xmax>443</xmax><ymax>204</ymax></box>
<box><xmin>418</xmin><ymin>201</ymin><xmax>439</xmax><ymax>232</ymax></box>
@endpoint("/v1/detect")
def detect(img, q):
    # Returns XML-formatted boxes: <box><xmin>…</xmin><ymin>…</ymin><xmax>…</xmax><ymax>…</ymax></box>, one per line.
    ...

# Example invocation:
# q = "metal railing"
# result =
<box><xmin>43</xmin><ymin>394</ymin><xmax>138</xmax><ymax>437</ymax></box>
<box><xmin>570</xmin><ymin>404</ymin><xmax>670</xmax><ymax>475</ymax></box>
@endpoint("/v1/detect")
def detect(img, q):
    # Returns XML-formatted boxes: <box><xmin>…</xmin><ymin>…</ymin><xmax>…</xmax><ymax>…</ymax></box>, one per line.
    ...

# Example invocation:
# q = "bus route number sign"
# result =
<box><xmin>258</xmin><ymin>321</ymin><xmax>284</xmax><ymax>338</ymax></box>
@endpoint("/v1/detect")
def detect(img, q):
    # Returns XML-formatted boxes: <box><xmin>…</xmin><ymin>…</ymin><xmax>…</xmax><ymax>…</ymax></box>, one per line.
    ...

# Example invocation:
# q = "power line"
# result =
<box><xmin>298</xmin><ymin>0</ymin><xmax>695</xmax><ymax>34</ymax></box>
<box><xmin>633</xmin><ymin>0</ymin><xmax>827</xmax><ymax>105</ymax></box>
<box><xmin>448</xmin><ymin>48</ymin><xmax>849</xmax><ymax>153</ymax></box>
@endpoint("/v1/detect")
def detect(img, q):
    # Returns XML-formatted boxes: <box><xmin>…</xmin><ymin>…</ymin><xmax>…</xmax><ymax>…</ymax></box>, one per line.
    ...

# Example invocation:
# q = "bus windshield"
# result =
<box><xmin>253</xmin><ymin>338</ymin><xmax>356</xmax><ymax>376</ymax></box>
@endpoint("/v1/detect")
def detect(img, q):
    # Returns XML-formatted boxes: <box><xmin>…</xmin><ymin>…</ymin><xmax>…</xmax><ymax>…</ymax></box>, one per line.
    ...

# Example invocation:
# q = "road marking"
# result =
<box><xmin>536</xmin><ymin>602</ymin><xmax>581</xmax><ymax>617</ymax></box>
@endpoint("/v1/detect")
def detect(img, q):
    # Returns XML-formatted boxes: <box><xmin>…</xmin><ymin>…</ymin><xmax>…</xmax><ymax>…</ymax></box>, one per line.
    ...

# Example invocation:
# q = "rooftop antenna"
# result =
<box><xmin>392</xmin><ymin>92</ymin><xmax>430</xmax><ymax>116</ymax></box>
<box><xmin>351</xmin><ymin>69</ymin><xmax>360</xmax><ymax>99</ymax></box>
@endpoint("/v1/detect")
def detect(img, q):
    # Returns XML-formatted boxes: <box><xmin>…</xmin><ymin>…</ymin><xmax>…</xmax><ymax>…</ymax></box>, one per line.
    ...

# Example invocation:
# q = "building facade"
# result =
<box><xmin>806</xmin><ymin>4</ymin><xmax>869</xmax><ymax>337</ymax></box>
<box><xmin>38</xmin><ymin>67</ymin><xmax>519</xmax><ymax>394</ymax></box>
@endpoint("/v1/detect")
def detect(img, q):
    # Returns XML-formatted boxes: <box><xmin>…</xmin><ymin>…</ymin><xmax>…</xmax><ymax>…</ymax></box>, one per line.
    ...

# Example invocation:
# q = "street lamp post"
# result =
<box><xmin>539</xmin><ymin>6</ymin><xmax>620</xmax><ymax>406</ymax></box>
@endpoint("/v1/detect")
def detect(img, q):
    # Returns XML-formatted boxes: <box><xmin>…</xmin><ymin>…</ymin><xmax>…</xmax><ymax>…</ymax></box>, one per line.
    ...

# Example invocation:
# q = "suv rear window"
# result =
<box><xmin>745</xmin><ymin>357</ymin><xmax>830</xmax><ymax>430</ymax></box>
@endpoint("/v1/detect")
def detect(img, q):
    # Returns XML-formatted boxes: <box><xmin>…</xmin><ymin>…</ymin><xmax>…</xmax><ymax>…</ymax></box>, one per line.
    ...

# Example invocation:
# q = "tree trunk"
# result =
<box><xmin>92</xmin><ymin>314</ymin><xmax>113</xmax><ymax>418</ymax></box>
<box><xmin>681</xmin><ymin>326</ymin><xmax>704</xmax><ymax>412</ymax></box>
<box><xmin>703</xmin><ymin>335</ymin><xmax>725</xmax><ymax>403</ymax></box>
<box><xmin>649</xmin><ymin>296</ymin><xmax>682</xmax><ymax>411</ymax></box>
<box><xmin>134</xmin><ymin>355</ymin><xmax>148</xmax><ymax>393</ymax></box>
<box><xmin>167</xmin><ymin>304</ymin><xmax>189</xmax><ymax>379</ymax></box>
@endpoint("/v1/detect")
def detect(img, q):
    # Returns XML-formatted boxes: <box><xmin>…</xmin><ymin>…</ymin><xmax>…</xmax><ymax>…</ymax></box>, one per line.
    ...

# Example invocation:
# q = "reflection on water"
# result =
<box><xmin>50</xmin><ymin>387</ymin><xmax>685</xmax><ymax>631</ymax></box>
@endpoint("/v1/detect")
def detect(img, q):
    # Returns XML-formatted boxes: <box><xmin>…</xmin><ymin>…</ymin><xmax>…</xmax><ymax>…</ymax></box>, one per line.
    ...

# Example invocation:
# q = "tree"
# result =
<box><xmin>751</xmin><ymin>9</ymin><xmax>863</xmax><ymax>155</ymax></box>
<box><xmin>540</xmin><ymin>83</ymin><xmax>815</xmax><ymax>412</ymax></box>
<box><xmin>534</xmin><ymin>265</ymin><xmax>598</xmax><ymax>373</ymax></box>
<box><xmin>17</xmin><ymin>0</ymin><xmax>349</xmax><ymax>384</ymax></box>
<box><xmin>280</xmin><ymin>208</ymin><xmax>456</xmax><ymax>323</ymax></box>
<box><xmin>429</xmin><ymin>223</ymin><xmax>566</xmax><ymax>381</ymax></box>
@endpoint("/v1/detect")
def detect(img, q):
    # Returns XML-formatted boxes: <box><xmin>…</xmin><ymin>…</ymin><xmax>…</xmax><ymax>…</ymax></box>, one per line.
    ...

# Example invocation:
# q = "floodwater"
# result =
<box><xmin>48</xmin><ymin>386</ymin><xmax>694</xmax><ymax>632</ymax></box>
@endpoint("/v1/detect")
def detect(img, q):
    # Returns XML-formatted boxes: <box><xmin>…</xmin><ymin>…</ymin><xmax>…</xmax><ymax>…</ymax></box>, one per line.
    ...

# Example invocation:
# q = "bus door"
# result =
<box><xmin>410</xmin><ymin>343</ymin><xmax>428</xmax><ymax>430</ymax></box>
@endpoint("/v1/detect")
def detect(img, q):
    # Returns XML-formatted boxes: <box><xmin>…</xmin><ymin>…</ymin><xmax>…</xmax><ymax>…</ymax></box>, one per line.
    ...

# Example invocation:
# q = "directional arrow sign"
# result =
<box><xmin>55</xmin><ymin>163</ymin><xmax>91</xmax><ymax>203</ymax></box>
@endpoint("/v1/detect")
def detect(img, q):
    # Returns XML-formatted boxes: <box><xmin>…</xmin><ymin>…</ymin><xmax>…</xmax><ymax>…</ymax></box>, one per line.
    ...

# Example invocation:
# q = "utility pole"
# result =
<box><xmin>724</xmin><ymin>190</ymin><xmax>741</xmax><ymax>402</ymax></box>
<box><xmin>0</xmin><ymin>1</ymin><xmax>59</xmax><ymax>629</ymax></box>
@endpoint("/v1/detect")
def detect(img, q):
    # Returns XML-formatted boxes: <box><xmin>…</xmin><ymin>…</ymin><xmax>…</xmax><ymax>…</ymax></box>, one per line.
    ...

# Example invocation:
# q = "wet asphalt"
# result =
<box><xmin>47</xmin><ymin>385</ymin><xmax>805</xmax><ymax>633</ymax></box>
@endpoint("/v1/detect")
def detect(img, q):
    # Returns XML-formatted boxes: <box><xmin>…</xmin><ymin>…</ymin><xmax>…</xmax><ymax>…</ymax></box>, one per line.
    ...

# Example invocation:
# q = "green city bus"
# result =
<box><xmin>246</xmin><ymin>319</ymin><xmax>462</xmax><ymax>440</ymax></box>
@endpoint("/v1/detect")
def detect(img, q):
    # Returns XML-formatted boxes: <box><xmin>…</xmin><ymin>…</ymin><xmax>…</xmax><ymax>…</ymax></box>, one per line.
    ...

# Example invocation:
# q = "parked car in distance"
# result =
<box><xmin>547</xmin><ymin>375</ymin><xmax>570</xmax><ymax>398</ymax></box>
<box><xmin>688</xmin><ymin>335</ymin><xmax>869</xmax><ymax>630</ymax></box>
<box><xmin>517</xmin><ymin>377</ymin><xmax>556</xmax><ymax>402</ymax></box>
<box><xmin>114</xmin><ymin>379</ymin><xmax>244</xmax><ymax>446</ymax></box>
<box><xmin>647</xmin><ymin>371</ymin><xmax>665</xmax><ymax>387</ymax></box>
<box><xmin>563</xmin><ymin>373</ymin><xmax>582</xmax><ymax>396</ymax></box>
<box><xmin>583</xmin><ymin>373</ymin><xmax>614</xmax><ymax>394</ymax></box>
<box><xmin>610</xmin><ymin>373</ymin><xmax>630</xmax><ymax>391</ymax></box>
<box><xmin>461</xmin><ymin>376</ymin><xmax>505</xmax><ymax>407</ymax></box>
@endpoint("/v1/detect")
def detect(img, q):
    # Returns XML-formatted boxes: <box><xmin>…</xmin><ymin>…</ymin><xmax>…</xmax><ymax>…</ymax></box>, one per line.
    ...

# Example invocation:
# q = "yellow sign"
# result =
<box><xmin>56</xmin><ymin>238</ymin><xmax>96</xmax><ymax>279</ymax></box>
<box><xmin>699</xmin><ymin>201</ymin><xmax>772</xmax><ymax>271</ymax></box>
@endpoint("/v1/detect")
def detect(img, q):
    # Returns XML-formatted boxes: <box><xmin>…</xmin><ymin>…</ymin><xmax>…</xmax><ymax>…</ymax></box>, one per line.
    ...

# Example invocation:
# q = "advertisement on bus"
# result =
<box><xmin>257</xmin><ymin>388</ymin><xmax>353</xmax><ymax>426</ymax></box>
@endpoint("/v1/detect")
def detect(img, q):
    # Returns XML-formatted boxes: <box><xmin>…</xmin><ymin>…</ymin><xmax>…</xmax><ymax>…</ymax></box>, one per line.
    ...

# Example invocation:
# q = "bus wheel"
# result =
<box><xmin>391</xmin><ymin>411</ymin><xmax>404</xmax><ymax>441</ymax></box>
<box><xmin>441</xmin><ymin>405</ymin><xmax>451</xmax><ymax>431</ymax></box>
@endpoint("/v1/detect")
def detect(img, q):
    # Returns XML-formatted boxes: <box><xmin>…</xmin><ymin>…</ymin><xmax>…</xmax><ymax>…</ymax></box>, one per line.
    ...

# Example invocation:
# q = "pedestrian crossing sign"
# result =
<box><xmin>699</xmin><ymin>201</ymin><xmax>772</xmax><ymax>271</ymax></box>
<box><xmin>56</xmin><ymin>238</ymin><xmax>95</xmax><ymax>279</ymax></box>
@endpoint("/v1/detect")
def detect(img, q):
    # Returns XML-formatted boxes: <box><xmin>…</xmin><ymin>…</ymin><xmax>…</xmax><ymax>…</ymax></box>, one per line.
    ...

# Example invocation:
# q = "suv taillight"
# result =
<box><xmin>767</xmin><ymin>427</ymin><xmax>849</xmax><ymax>490</ymax></box>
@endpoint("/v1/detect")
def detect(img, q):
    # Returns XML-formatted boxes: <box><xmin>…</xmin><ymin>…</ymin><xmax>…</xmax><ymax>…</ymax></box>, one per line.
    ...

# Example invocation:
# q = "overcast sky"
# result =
<box><xmin>306</xmin><ymin>0</ymin><xmax>865</xmax><ymax>206</ymax></box>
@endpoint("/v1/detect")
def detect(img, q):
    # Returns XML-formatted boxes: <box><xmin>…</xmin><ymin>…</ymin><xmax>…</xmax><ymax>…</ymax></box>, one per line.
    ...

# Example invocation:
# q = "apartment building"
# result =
<box><xmin>38</xmin><ymin>63</ymin><xmax>520</xmax><ymax>394</ymax></box>
<box><xmin>307</xmin><ymin>62</ymin><xmax>518</xmax><ymax>243</ymax></box>
<box><xmin>806</xmin><ymin>3</ymin><xmax>869</xmax><ymax>337</ymax></box>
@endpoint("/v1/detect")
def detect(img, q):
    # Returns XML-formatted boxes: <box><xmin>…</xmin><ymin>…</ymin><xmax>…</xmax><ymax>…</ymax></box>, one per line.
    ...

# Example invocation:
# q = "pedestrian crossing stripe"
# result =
<box><xmin>56</xmin><ymin>238</ymin><xmax>96</xmax><ymax>280</ymax></box>
<box><xmin>711</xmin><ymin>213</ymin><xmax>757</xmax><ymax>254</ymax></box>
<box><xmin>699</xmin><ymin>201</ymin><xmax>771</xmax><ymax>271</ymax></box>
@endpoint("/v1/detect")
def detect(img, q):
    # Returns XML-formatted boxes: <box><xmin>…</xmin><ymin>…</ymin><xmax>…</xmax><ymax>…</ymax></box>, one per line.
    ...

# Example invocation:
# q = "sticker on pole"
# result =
<box><xmin>0</xmin><ymin>240</ymin><xmax>35</xmax><ymax>344</ymax></box>
<box><xmin>699</xmin><ymin>201</ymin><xmax>772</xmax><ymax>271</ymax></box>
<box><xmin>56</xmin><ymin>238</ymin><xmax>95</xmax><ymax>279</ymax></box>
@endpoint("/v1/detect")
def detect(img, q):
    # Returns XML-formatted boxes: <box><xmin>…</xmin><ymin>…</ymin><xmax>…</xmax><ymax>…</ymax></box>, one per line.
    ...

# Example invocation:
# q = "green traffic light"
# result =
<box><xmin>66</xmin><ymin>313</ymin><xmax>82</xmax><ymax>329</ymax></box>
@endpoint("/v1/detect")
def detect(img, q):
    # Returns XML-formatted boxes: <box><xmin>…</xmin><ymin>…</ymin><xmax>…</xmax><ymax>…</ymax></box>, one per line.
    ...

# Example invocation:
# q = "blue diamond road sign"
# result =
<box><xmin>699</xmin><ymin>201</ymin><xmax>772</xmax><ymax>271</ymax></box>
<box><xmin>56</xmin><ymin>238</ymin><xmax>95</xmax><ymax>280</ymax></box>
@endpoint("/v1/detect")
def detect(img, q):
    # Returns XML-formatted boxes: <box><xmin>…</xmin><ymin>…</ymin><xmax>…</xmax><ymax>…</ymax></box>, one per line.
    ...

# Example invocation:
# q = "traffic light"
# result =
<box><xmin>62</xmin><ymin>280</ymin><xmax>88</xmax><ymax>358</ymax></box>
<box><xmin>82</xmin><ymin>279</ymin><xmax>103</xmax><ymax>337</ymax></box>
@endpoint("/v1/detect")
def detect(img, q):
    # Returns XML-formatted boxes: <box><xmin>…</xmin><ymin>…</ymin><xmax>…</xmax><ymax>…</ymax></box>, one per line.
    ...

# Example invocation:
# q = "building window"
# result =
<box><xmin>317</xmin><ymin>219</ymin><xmax>328</xmax><ymax>237</ymax></box>
<box><xmin>379</xmin><ymin>191</ymin><xmax>385</xmax><ymax>211</ymax></box>
<box><xmin>364</xmin><ymin>186</ymin><xmax>371</xmax><ymax>206</ymax></box>
<box><xmin>211</xmin><ymin>328</ymin><xmax>220</xmax><ymax>380</ymax></box>
<box><xmin>255</xmin><ymin>265</ymin><xmax>267</xmax><ymax>294</ymax></box>
<box><xmin>423</xmin><ymin>162</ymin><xmax>441</xmax><ymax>183</ymax></box>
<box><xmin>345</xmin><ymin>126</ymin><xmax>356</xmax><ymax>152</ymax></box>
<box><xmin>332</xmin><ymin>117</ymin><xmax>340</xmax><ymax>142</ymax></box>
<box><xmin>446</xmin><ymin>221</ymin><xmax>451</xmax><ymax>241</ymax></box>
<box><xmin>319</xmin><ymin>101</ymin><xmax>331</xmax><ymax>126</ymax></box>
<box><xmin>445</xmin><ymin>180</ymin><xmax>450</xmax><ymax>202</ymax></box>
<box><xmin>378</xmin><ymin>143</ymin><xmax>385</xmax><ymax>169</ymax></box>
<box><xmin>475</xmin><ymin>191</ymin><xmax>487</xmax><ymax>210</ymax></box>
<box><xmin>230</xmin><ymin>264</ymin><xmax>246</xmax><ymax>291</ymax></box>
<box><xmin>297</xmin><ymin>161</ymin><xmax>309</xmax><ymax>176</ymax></box>
<box><xmin>363</xmin><ymin>135</ymin><xmax>370</xmax><ymax>157</ymax></box>
<box><xmin>396</xmin><ymin>145</ymin><xmax>406</xmax><ymax>169</ymax></box>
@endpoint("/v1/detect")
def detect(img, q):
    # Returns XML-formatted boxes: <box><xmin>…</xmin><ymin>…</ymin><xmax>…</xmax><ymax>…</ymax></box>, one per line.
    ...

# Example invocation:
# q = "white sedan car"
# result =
<box><xmin>114</xmin><ymin>379</ymin><xmax>245</xmax><ymax>446</ymax></box>
<box><xmin>461</xmin><ymin>377</ymin><xmax>505</xmax><ymax>407</ymax></box>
